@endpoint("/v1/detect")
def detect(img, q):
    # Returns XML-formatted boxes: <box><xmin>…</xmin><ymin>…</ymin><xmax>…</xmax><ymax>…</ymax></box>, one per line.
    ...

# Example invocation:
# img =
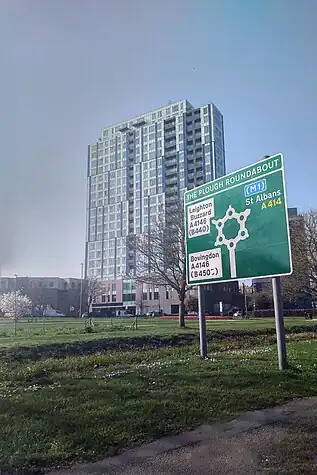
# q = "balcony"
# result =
<box><xmin>165</xmin><ymin>149</ymin><xmax>177</xmax><ymax>158</ymax></box>
<box><xmin>165</xmin><ymin>185</ymin><xmax>178</xmax><ymax>195</ymax></box>
<box><xmin>164</xmin><ymin>158</ymin><xmax>177</xmax><ymax>168</ymax></box>
<box><xmin>164</xmin><ymin>130</ymin><xmax>176</xmax><ymax>138</ymax></box>
<box><xmin>118</xmin><ymin>125</ymin><xmax>129</xmax><ymax>132</ymax></box>
<box><xmin>165</xmin><ymin>166</ymin><xmax>178</xmax><ymax>176</ymax></box>
<box><xmin>165</xmin><ymin>194</ymin><xmax>179</xmax><ymax>204</ymax></box>
<box><xmin>133</xmin><ymin>118</ymin><xmax>147</xmax><ymax>127</ymax></box>
<box><xmin>165</xmin><ymin>177</ymin><xmax>178</xmax><ymax>186</ymax></box>
<box><xmin>164</xmin><ymin>140</ymin><xmax>176</xmax><ymax>149</ymax></box>
<box><xmin>164</xmin><ymin>124</ymin><xmax>176</xmax><ymax>133</ymax></box>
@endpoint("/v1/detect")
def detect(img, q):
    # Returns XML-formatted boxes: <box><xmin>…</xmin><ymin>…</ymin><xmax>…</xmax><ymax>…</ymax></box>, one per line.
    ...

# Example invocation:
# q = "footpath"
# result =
<box><xmin>48</xmin><ymin>397</ymin><xmax>317</xmax><ymax>475</ymax></box>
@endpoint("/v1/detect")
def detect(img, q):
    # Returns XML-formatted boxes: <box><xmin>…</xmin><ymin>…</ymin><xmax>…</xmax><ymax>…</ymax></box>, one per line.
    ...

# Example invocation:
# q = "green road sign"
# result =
<box><xmin>184</xmin><ymin>154</ymin><xmax>292</xmax><ymax>285</ymax></box>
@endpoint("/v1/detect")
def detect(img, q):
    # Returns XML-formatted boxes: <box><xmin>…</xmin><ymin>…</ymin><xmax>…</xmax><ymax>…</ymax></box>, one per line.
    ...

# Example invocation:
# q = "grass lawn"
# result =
<box><xmin>0</xmin><ymin>316</ymin><xmax>315</xmax><ymax>348</ymax></box>
<box><xmin>1</xmin><ymin>325</ymin><xmax>317</xmax><ymax>473</ymax></box>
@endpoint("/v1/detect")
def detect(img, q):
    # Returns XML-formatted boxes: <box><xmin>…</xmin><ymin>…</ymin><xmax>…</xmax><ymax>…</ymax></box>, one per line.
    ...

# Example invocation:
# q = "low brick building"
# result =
<box><xmin>0</xmin><ymin>277</ymin><xmax>82</xmax><ymax>316</ymax></box>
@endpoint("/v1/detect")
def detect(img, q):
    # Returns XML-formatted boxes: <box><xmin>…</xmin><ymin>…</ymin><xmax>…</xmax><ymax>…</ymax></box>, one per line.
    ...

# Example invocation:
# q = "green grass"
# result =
<box><xmin>0</xmin><ymin>316</ymin><xmax>315</xmax><ymax>348</ymax></box>
<box><xmin>1</xmin><ymin>326</ymin><xmax>317</xmax><ymax>472</ymax></box>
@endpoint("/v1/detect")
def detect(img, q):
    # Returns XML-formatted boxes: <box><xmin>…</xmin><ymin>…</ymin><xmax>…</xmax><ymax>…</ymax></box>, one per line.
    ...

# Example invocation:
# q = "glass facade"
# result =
<box><xmin>85</xmin><ymin>100</ymin><xmax>226</xmax><ymax>279</ymax></box>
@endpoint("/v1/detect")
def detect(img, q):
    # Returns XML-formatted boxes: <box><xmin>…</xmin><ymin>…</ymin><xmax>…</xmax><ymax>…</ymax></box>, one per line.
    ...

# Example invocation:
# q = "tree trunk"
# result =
<box><xmin>179</xmin><ymin>299</ymin><xmax>185</xmax><ymax>328</ymax></box>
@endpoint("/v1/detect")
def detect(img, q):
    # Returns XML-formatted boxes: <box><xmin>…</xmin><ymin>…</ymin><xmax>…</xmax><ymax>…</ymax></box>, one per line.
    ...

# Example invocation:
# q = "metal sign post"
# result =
<box><xmin>272</xmin><ymin>276</ymin><xmax>287</xmax><ymax>370</ymax></box>
<box><xmin>198</xmin><ymin>285</ymin><xmax>207</xmax><ymax>358</ymax></box>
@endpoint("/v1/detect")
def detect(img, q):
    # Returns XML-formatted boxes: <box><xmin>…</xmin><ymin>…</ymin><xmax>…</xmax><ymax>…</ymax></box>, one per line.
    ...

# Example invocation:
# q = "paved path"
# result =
<box><xmin>48</xmin><ymin>397</ymin><xmax>317</xmax><ymax>475</ymax></box>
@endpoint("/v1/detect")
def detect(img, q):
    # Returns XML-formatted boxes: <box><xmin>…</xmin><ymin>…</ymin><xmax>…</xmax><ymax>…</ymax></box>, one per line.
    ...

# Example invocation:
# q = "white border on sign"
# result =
<box><xmin>184</xmin><ymin>154</ymin><xmax>283</xmax><ymax>204</ymax></box>
<box><xmin>184</xmin><ymin>153</ymin><xmax>293</xmax><ymax>286</ymax></box>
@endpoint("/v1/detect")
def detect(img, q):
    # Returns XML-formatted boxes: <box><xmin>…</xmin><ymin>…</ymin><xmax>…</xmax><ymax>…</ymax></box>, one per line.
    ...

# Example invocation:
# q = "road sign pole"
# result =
<box><xmin>272</xmin><ymin>276</ymin><xmax>287</xmax><ymax>370</ymax></box>
<box><xmin>198</xmin><ymin>285</ymin><xmax>207</xmax><ymax>358</ymax></box>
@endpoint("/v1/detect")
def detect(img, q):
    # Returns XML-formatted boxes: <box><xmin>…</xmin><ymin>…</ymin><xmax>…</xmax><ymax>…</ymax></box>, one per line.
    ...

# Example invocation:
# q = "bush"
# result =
<box><xmin>251</xmin><ymin>308</ymin><xmax>317</xmax><ymax>318</ymax></box>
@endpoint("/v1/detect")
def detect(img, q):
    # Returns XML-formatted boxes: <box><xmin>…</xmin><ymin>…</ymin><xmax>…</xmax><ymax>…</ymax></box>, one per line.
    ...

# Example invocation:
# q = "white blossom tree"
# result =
<box><xmin>0</xmin><ymin>291</ymin><xmax>32</xmax><ymax>335</ymax></box>
<box><xmin>0</xmin><ymin>291</ymin><xmax>32</xmax><ymax>319</ymax></box>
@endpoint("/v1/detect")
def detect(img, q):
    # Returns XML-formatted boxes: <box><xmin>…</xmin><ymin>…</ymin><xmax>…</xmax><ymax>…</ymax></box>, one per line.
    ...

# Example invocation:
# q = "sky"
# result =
<box><xmin>0</xmin><ymin>0</ymin><xmax>316</xmax><ymax>278</ymax></box>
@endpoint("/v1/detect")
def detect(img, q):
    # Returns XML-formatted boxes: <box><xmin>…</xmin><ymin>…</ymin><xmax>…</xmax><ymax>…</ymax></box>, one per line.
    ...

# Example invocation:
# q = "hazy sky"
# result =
<box><xmin>1</xmin><ymin>0</ymin><xmax>316</xmax><ymax>278</ymax></box>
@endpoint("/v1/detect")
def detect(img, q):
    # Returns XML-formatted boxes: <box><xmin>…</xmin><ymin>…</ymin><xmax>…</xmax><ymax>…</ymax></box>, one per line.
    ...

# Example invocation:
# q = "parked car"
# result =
<box><xmin>146</xmin><ymin>311</ymin><xmax>162</xmax><ymax>317</ymax></box>
<box><xmin>43</xmin><ymin>309</ymin><xmax>65</xmax><ymax>317</ymax></box>
<box><xmin>116</xmin><ymin>310</ymin><xmax>134</xmax><ymax>317</ymax></box>
<box><xmin>228</xmin><ymin>307</ymin><xmax>239</xmax><ymax>316</ymax></box>
<box><xmin>233</xmin><ymin>310</ymin><xmax>243</xmax><ymax>317</ymax></box>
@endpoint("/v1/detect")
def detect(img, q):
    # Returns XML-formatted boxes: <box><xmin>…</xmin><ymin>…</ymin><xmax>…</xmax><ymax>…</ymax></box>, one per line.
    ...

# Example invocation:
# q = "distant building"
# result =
<box><xmin>90</xmin><ymin>278</ymin><xmax>241</xmax><ymax>317</ymax></box>
<box><xmin>91</xmin><ymin>279</ymin><xmax>180</xmax><ymax>316</ymax></box>
<box><xmin>0</xmin><ymin>277</ymin><xmax>82</xmax><ymax>316</ymax></box>
<box><xmin>85</xmin><ymin>99</ymin><xmax>229</xmax><ymax>315</ymax></box>
<box><xmin>287</xmin><ymin>207</ymin><xmax>298</xmax><ymax>219</ymax></box>
<box><xmin>85</xmin><ymin>99</ymin><xmax>225</xmax><ymax>281</ymax></box>
<box><xmin>204</xmin><ymin>282</ymin><xmax>243</xmax><ymax>315</ymax></box>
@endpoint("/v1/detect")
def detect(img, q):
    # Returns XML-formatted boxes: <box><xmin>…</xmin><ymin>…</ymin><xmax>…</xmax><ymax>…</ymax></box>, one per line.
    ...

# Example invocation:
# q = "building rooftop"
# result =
<box><xmin>97</xmin><ymin>100</ymin><xmax>193</xmax><ymax>142</ymax></box>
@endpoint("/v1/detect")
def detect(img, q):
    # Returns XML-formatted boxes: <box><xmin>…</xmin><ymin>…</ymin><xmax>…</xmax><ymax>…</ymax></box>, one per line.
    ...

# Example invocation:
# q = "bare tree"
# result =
<box><xmin>185</xmin><ymin>294</ymin><xmax>198</xmax><ymax>313</ymax></box>
<box><xmin>259</xmin><ymin>212</ymin><xmax>313</xmax><ymax>306</ymax></box>
<box><xmin>288</xmin><ymin>210</ymin><xmax>316</xmax><ymax>301</ymax></box>
<box><xmin>250</xmin><ymin>290</ymin><xmax>272</xmax><ymax>310</ymax></box>
<box><xmin>83</xmin><ymin>276</ymin><xmax>103</xmax><ymax>314</ymax></box>
<box><xmin>135</xmin><ymin>286</ymin><xmax>145</xmax><ymax>316</ymax></box>
<box><xmin>132</xmin><ymin>201</ymin><xmax>190</xmax><ymax>327</ymax></box>
<box><xmin>30</xmin><ymin>288</ymin><xmax>49</xmax><ymax>317</ymax></box>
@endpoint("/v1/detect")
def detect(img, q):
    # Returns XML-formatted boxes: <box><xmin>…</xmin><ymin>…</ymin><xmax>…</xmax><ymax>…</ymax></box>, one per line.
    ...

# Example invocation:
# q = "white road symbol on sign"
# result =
<box><xmin>212</xmin><ymin>205</ymin><xmax>251</xmax><ymax>278</ymax></box>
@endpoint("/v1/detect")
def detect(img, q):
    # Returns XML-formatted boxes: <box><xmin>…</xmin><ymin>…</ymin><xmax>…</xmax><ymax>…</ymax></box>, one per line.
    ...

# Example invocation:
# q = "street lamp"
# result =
<box><xmin>14</xmin><ymin>274</ymin><xmax>18</xmax><ymax>336</ymax></box>
<box><xmin>79</xmin><ymin>263</ymin><xmax>84</xmax><ymax>318</ymax></box>
<box><xmin>242</xmin><ymin>283</ymin><xmax>248</xmax><ymax>317</ymax></box>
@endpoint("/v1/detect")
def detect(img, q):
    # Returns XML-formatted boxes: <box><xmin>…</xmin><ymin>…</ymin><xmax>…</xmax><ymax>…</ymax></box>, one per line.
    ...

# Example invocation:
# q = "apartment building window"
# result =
<box><xmin>102</xmin><ymin>295</ymin><xmax>106</xmax><ymax>303</ymax></box>
<box><xmin>166</xmin><ymin>289</ymin><xmax>169</xmax><ymax>299</ymax></box>
<box><xmin>123</xmin><ymin>293</ymin><xmax>136</xmax><ymax>301</ymax></box>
